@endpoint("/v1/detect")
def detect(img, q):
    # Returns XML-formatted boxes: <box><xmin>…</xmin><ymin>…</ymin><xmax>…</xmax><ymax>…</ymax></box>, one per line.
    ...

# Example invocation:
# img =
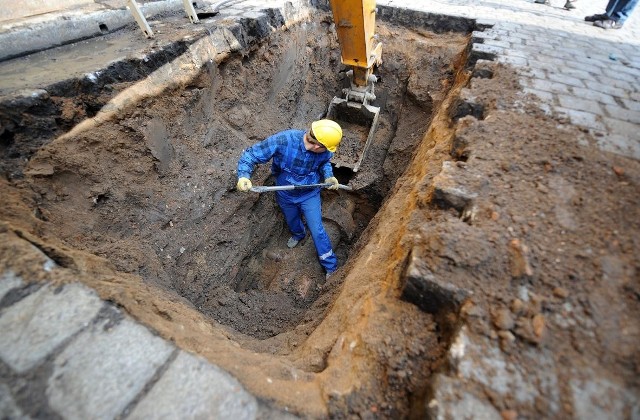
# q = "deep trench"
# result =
<box><xmin>177</xmin><ymin>20</ymin><xmax>470</xmax><ymax>340</ymax></box>
<box><xmin>6</xmin><ymin>6</ymin><xmax>474</xmax><ymax>377</ymax></box>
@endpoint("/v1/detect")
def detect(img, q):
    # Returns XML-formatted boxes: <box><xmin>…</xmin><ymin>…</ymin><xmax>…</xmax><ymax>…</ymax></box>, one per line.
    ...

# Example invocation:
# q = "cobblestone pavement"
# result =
<box><xmin>1</xmin><ymin>0</ymin><xmax>639</xmax><ymax>418</ymax></box>
<box><xmin>382</xmin><ymin>0</ymin><xmax>640</xmax><ymax>159</ymax></box>
<box><xmin>0</xmin><ymin>270</ymin><xmax>263</xmax><ymax>419</ymax></box>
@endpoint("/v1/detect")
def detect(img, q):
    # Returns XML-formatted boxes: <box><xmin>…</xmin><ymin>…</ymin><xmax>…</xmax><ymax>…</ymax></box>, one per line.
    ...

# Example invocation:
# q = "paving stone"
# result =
<box><xmin>598</xmin><ymin>74</ymin><xmax>635</xmax><ymax>92</ymax></box>
<box><xmin>519</xmin><ymin>67</ymin><xmax>546</xmax><ymax>79</ymax></box>
<box><xmin>471</xmin><ymin>30</ymin><xmax>495</xmax><ymax>41</ymax></box>
<box><xmin>607</xmin><ymin>68</ymin><xmax>638</xmax><ymax>84</ymax></box>
<box><xmin>475</xmin><ymin>18</ymin><xmax>498</xmax><ymax>29</ymax></box>
<box><xmin>242</xmin><ymin>10</ymin><xmax>267</xmax><ymax>19</ymax></box>
<box><xmin>528</xmin><ymin>53</ymin><xmax>565</xmax><ymax>68</ymax></box>
<box><xmin>128</xmin><ymin>351</ymin><xmax>258</xmax><ymax>419</ymax></box>
<box><xmin>503</xmin><ymin>46</ymin><xmax>529</xmax><ymax>58</ymax></box>
<box><xmin>0</xmin><ymin>271</ymin><xmax>23</xmax><ymax>302</ymax></box>
<box><xmin>570</xmin><ymin>376</ymin><xmax>640</xmax><ymax>420</ymax></box>
<box><xmin>483</xmin><ymin>27</ymin><xmax>511</xmax><ymax>37</ymax></box>
<box><xmin>562</xmin><ymin>67</ymin><xmax>596</xmax><ymax>81</ymax></box>
<box><xmin>497</xmin><ymin>55</ymin><xmax>527</xmax><ymax>66</ymax></box>
<box><xmin>0</xmin><ymin>383</ymin><xmax>29</xmax><ymax>420</ymax></box>
<box><xmin>580</xmin><ymin>56</ymin><xmax>610</xmax><ymax>70</ymax></box>
<box><xmin>217</xmin><ymin>8</ymin><xmax>243</xmax><ymax>17</ymax></box>
<box><xmin>518</xmin><ymin>42</ymin><xmax>553</xmax><ymax>55</ymax></box>
<box><xmin>596</xmin><ymin>133</ymin><xmax>640</xmax><ymax>160</ymax></box>
<box><xmin>563</xmin><ymin>60</ymin><xmax>603</xmax><ymax>77</ymax></box>
<box><xmin>0</xmin><ymin>283</ymin><xmax>102</xmax><ymax>373</ymax></box>
<box><xmin>47</xmin><ymin>317</ymin><xmax>174</xmax><ymax>420</ymax></box>
<box><xmin>557</xmin><ymin>95</ymin><xmax>603</xmax><ymax>115</ymax></box>
<box><xmin>602</xmin><ymin>117</ymin><xmax>640</xmax><ymax>140</ymax></box>
<box><xmin>518</xmin><ymin>26</ymin><xmax>549</xmax><ymax>38</ymax></box>
<box><xmin>621</xmin><ymin>98</ymin><xmax>640</xmax><ymax>112</ymax></box>
<box><xmin>570</xmin><ymin>86</ymin><xmax>617</xmax><ymax>106</ymax></box>
<box><xmin>548</xmin><ymin>73</ymin><xmax>586</xmax><ymax>89</ymax></box>
<box><xmin>432</xmin><ymin>161</ymin><xmax>479</xmax><ymax>210</ymax></box>
<box><xmin>455</xmin><ymin>329</ymin><xmax>560</xmax><ymax>413</ymax></box>
<box><xmin>483</xmin><ymin>39</ymin><xmax>511</xmax><ymax>49</ymax></box>
<box><xmin>427</xmin><ymin>375</ymin><xmax>501</xmax><ymax>420</ymax></box>
<box><xmin>527</xmin><ymin>78</ymin><xmax>570</xmax><ymax>95</ymax></box>
<box><xmin>522</xmin><ymin>87</ymin><xmax>554</xmax><ymax>102</ymax></box>
<box><xmin>604</xmin><ymin>104</ymin><xmax>640</xmax><ymax>124</ymax></box>
<box><xmin>542</xmin><ymin>47</ymin><xmax>581</xmax><ymax>62</ymax></box>
<box><xmin>471</xmin><ymin>43</ymin><xmax>504</xmax><ymax>58</ymax></box>
<box><xmin>589</xmin><ymin>82</ymin><xmax>627</xmax><ymax>100</ymax></box>
<box><xmin>555</xmin><ymin>107</ymin><xmax>605</xmax><ymax>132</ymax></box>
<box><xmin>210</xmin><ymin>27</ymin><xmax>244</xmax><ymax>53</ymax></box>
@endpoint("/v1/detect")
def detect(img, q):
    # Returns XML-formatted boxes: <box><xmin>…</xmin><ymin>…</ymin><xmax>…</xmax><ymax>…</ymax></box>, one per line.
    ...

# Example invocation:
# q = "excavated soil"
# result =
<box><xmin>1</xmin><ymin>10</ymin><xmax>639</xmax><ymax>420</ymax></box>
<box><xmin>9</xmin><ymin>19</ymin><xmax>467</xmax><ymax>342</ymax></box>
<box><xmin>1</xmin><ymin>16</ymin><xmax>470</xmax><ymax>416</ymax></box>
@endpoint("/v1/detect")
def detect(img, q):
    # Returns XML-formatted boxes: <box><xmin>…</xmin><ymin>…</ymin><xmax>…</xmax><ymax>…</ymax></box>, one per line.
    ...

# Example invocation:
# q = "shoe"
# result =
<box><xmin>287</xmin><ymin>237</ymin><xmax>300</xmax><ymax>248</ymax></box>
<box><xmin>534</xmin><ymin>0</ymin><xmax>549</xmax><ymax>4</ymax></box>
<box><xmin>563</xmin><ymin>0</ymin><xmax>576</xmax><ymax>9</ymax></box>
<box><xmin>593</xmin><ymin>19</ymin><xmax>623</xmax><ymax>29</ymax></box>
<box><xmin>585</xmin><ymin>13</ymin><xmax>608</xmax><ymax>22</ymax></box>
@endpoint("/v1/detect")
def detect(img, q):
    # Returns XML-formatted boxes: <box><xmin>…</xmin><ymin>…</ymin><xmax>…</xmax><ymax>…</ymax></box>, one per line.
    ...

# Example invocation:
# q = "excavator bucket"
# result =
<box><xmin>326</xmin><ymin>96</ymin><xmax>380</xmax><ymax>173</ymax></box>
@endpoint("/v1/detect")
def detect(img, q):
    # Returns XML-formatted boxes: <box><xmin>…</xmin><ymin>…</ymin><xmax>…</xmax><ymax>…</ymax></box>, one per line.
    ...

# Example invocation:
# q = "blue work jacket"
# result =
<box><xmin>237</xmin><ymin>129</ymin><xmax>334</xmax><ymax>201</ymax></box>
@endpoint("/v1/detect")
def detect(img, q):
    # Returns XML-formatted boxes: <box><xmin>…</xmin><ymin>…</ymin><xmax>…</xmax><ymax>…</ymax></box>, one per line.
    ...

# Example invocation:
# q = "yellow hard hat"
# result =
<box><xmin>311</xmin><ymin>119</ymin><xmax>342</xmax><ymax>152</ymax></box>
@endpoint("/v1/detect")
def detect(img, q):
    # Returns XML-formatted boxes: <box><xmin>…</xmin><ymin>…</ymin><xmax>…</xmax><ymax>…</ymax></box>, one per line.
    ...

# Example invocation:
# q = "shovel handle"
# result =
<box><xmin>250</xmin><ymin>183</ymin><xmax>352</xmax><ymax>193</ymax></box>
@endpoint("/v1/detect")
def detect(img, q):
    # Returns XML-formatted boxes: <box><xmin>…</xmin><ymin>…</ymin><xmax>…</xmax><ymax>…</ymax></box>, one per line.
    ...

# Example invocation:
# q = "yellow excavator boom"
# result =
<box><xmin>326</xmin><ymin>0</ymin><xmax>383</xmax><ymax>173</ymax></box>
<box><xmin>329</xmin><ymin>0</ymin><xmax>382</xmax><ymax>86</ymax></box>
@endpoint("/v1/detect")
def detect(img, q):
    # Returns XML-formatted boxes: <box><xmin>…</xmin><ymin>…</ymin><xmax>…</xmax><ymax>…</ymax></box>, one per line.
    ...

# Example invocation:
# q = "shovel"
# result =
<box><xmin>250</xmin><ymin>183</ymin><xmax>353</xmax><ymax>193</ymax></box>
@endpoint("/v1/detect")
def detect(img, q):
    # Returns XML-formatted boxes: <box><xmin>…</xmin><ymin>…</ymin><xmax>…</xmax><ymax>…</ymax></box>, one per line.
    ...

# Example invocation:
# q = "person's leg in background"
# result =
<box><xmin>610</xmin><ymin>0</ymin><xmax>639</xmax><ymax>24</ymax></box>
<box><xmin>593</xmin><ymin>0</ymin><xmax>638</xmax><ymax>28</ymax></box>
<box><xmin>585</xmin><ymin>0</ymin><xmax>617</xmax><ymax>22</ymax></box>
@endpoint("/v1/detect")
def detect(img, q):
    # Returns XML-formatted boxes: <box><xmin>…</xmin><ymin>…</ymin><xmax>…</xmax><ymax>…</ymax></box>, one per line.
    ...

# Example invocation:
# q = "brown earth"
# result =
<box><xmin>1</xmin><ymin>11</ymin><xmax>638</xmax><ymax>419</ymax></box>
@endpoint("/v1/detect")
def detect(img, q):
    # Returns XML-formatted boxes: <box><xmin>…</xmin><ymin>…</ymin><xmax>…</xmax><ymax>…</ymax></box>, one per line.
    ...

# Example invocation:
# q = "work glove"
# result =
<box><xmin>237</xmin><ymin>177</ymin><xmax>252</xmax><ymax>192</ymax></box>
<box><xmin>325</xmin><ymin>176</ymin><xmax>339</xmax><ymax>190</ymax></box>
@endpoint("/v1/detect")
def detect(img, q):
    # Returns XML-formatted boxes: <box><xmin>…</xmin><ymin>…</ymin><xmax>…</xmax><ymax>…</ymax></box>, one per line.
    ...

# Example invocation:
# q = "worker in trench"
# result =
<box><xmin>236</xmin><ymin>119</ymin><xmax>343</xmax><ymax>279</ymax></box>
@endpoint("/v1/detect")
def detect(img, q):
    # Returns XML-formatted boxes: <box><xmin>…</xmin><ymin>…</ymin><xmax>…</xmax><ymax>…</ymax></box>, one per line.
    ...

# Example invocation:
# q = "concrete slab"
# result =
<box><xmin>0</xmin><ymin>282</ymin><xmax>103</xmax><ymax>373</ymax></box>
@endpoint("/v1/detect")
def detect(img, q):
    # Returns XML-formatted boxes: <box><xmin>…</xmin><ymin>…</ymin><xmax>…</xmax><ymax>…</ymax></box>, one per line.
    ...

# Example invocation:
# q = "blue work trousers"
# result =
<box><xmin>276</xmin><ymin>191</ymin><xmax>338</xmax><ymax>273</ymax></box>
<box><xmin>606</xmin><ymin>0</ymin><xmax>639</xmax><ymax>23</ymax></box>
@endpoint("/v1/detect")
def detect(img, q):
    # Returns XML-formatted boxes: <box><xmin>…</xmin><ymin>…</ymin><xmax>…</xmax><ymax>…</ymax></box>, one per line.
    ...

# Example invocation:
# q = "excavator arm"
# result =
<box><xmin>326</xmin><ymin>0</ymin><xmax>382</xmax><ymax>173</ymax></box>
<box><xmin>330</xmin><ymin>0</ymin><xmax>382</xmax><ymax>89</ymax></box>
